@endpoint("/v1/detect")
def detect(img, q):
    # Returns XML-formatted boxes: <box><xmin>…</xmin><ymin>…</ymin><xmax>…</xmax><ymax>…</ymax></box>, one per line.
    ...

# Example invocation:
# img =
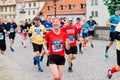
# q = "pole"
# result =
<box><xmin>54</xmin><ymin>0</ymin><xmax>57</xmax><ymax>17</ymax></box>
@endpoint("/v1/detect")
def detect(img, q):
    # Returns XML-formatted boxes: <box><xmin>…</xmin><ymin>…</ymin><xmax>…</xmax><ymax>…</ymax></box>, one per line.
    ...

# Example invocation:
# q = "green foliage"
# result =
<box><xmin>103</xmin><ymin>0</ymin><xmax>120</xmax><ymax>16</ymax></box>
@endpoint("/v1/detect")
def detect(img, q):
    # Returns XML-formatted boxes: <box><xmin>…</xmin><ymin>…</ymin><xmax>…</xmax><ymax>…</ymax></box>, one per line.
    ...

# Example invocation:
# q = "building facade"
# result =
<box><xmin>41</xmin><ymin>0</ymin><xmax>86</xmax><ymax>21</ymax></box>
<box><xmin>86</xmin><ymin>0</ymin><xmax>110</xmax><ymax>26</ymax></box>
<box><xmin>16</xmin><ymin>0</ymin><xmax>45</xmax><ymax>21</ymax></box>
<box><xmin>0</xmin><ymin>0</ymin><xmax>16</xmax><ymax>21</ymax></box>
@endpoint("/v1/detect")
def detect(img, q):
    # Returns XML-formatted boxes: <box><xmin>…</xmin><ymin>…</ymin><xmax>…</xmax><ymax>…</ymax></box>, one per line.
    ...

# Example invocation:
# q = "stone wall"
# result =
<box><xmin>95</xmin><ymin>26</ymin><xmax>110</xmax><ymax>40</ymax></box>
<box><xmin>0</xmin><ymin>54</ymin><xmax>37</xmax><ymax>80</ymax></box>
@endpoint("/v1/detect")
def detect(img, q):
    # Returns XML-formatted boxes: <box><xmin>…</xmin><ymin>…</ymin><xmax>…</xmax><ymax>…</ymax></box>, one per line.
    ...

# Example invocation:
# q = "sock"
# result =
<box><xmin>110</xmin><ymin>66</ymin><xmax>117</xmax><ymax>73</ymax></box>
<box><xmin>79</xmin><ymin>44</ymin><xmax>82</xmax><ymax>51</ymax></box>
<box><xmin>105</xmin><ymin>46</ymin><xmax>109</xmax><ymax>53</ymax></box>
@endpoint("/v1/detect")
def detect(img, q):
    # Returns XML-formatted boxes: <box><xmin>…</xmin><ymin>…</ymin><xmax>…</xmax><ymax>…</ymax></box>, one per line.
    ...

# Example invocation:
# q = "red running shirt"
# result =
<box><xmin>45</xmin><ymin>30</ymin><xmax>67</xmax><ymax>57</ymax></box>
<box><xmin>62</xmin><ymin>25</ymin><xmax>78</xmax><ymax>46</ymax></box>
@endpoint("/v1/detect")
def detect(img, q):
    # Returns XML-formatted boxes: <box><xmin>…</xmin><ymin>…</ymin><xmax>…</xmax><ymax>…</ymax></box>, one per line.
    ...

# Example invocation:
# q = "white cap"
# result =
<box><xmin>67</xmin><ymin>17</ymin><xmax>73</xmax><ymax>21</ymax></box>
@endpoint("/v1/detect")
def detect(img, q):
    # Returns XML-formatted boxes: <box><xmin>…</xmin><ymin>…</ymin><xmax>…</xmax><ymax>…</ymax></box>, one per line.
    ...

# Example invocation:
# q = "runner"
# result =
<box><xmin>20</xmin><ymin>20</ymin><xmax>29</xmax><ymax>48</ymax></box>
<box><xmin>28</xmin><ymin>17</ymin><xmax>46</xmax><ymax>72</ymax></box>
<box><xmin>104</xmin><ymin>8</ymin><xmax>120</xmax><ymax>58</ymax></box>
<box><xmin>82</xmin><ymin>18</ymin><xmax>89</xmax><ymax>49</ymax></box>
<box><xmin>0</xmin><ymin>17</ymin><xmax>7</xmax><ymax>55</ymax></box>
<box><xmin>106</xmin><ymin>23</ymin><xmax>120</xmax><ymax>79</ymax></box>
<box><xmin>62</xmin><ymin>17</ymin><xmax>78</xmax><ymax>72</ymax></box>
<box><xmin>74</xmin><ymin>17</ymin><xmax>83</xmax><ymax>53</ymax></box>
<box><xmin>43</xmin><ymin>17</ymin><xmax>70</xmax><ymax>80</ymax></box>
<box><xmin>87</xmin><ymin>16</ymin><xmax>97</xmax><ymax>48</ymax></box>
<box><xmin>6</xmin><ymin>19</ymin><xmax>18</xmax><ymax>52</ymax></box>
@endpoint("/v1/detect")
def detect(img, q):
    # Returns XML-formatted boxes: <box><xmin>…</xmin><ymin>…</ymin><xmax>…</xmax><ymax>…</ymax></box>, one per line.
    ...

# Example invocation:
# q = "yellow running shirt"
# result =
<box><xmin>29</xmin><ymin>25</ymin><xmax>46</xmax><ymax>45</ymax></box>
<box><xmin>115</xmin><ymin>23</ymin><xmax>120</xmax><ymax>50</ymax></box>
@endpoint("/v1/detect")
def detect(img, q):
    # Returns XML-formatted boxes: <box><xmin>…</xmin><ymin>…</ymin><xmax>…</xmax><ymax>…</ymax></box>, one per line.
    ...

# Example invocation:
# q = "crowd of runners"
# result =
<box><xmin>0</xmin><ymin>7</ymin><xmax>120</xmax><ymax>80</ymax></box>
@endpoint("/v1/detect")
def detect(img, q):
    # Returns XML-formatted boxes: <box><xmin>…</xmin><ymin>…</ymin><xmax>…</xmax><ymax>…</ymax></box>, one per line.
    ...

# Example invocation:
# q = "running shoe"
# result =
<box><xmin>21</xmin><ymin>41</ymin><xmax>23</xmax><ymax>45</ymax></box>
<box><xmin>91</xmin><ymin>44</ymin><xmax>94</xmax><ymax>48</ymax></box>
<box><xmin>10</xmin><ymin>47</ymin><xmax>14</xmax><ymax>52</ymax></box>
<box><xmin>38</xmin><ymin>67</ymin><xmax>43</xmax><ymax>72</ymax></box>
<box><xmin>104</xmin><ymin>52</ymin><xmax>108</xmax><ymax>58</ymax></box>
<box><xmin>68</xmin><ymin>67</ymin><xmax>73</xmax><ymax>72</ymax></box>
<box><xmin>79</xmin><ymin>50</ymin><xmax>83</xmax><ymax>54</ymax></box>
<box><xmin>106</xmin><ymin>69</ymin><xmax>112</xmax><ymax>79</ymax></box>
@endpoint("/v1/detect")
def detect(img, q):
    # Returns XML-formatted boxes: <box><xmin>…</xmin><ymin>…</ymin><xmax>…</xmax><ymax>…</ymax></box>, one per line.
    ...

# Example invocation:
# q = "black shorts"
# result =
<box><xmin>0</xmin><ymin>41</ymin><xmax>6</xmax><ymax>51</ymax></box>
<box><xmin>117</xmin><ymin>50</ymin><xmax>120</xmax><ymax>66</ymax></box>
<box><xmin>9</xmin><ymin>33</ymin><xmax>15</xmax><ymax>40</ymax></box>
<box><xmin>65</xmin><ymin>46</ymin><xmax>77</xmax><ymax>55</ymax></box>
<box><xmin>48</xmin><ymin>55</ymin><xmax>65</xmax><ymax>65</ymax></box>
<box><xmin>109</xmin><ymin>32</ymin><xmax>115</xmax><ymax>41</ymax></box>
<box><xmin>32</xmin><ymin>43</ymin><xmax>43</xmax><ymax>53</ymax></box>
<box><xmin>89</xmin><ymin>30</ymin><xmax>94</xmax><ymax>37</ymax></box>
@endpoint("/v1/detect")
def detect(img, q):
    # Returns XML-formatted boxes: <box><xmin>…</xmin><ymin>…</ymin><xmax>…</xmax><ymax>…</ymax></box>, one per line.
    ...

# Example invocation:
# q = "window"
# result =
<box><xmin>69</xmin><ymin>5</ymin><xmax>75</xmax><ymax>9</ymax></box>
<box><xmin>34</xmin><ymin>3</ymin><xmax>36</xmax><ymax>7</ymax></box>
<box><xmin>91</xmin><ymin>11</ymin><xmax>94</xmax><ymax>17</ymax></box>
<box><xmin>29</xmin><ymin>3</ymin><xmax>31</xmax><ymax>7</ymax></box>
<box><xmin>61</xmin><ymin>5</ymin><xmax>66</xmax><ymax>10</ymax></box>
<box><xmin>95</xmin><ymin>0</ymin><xmax>98</xmax><ymax>5</ymax></box>
<box><xmin>33</xmin><ymin>11</ymin><xmax>35</xmax><ymax>15</ymax></box>
<box><xmin>5</xmin><ymin>7</ymin><xmax>7</xmax><ymax>12</ymax></box>
<box><xmin>95</xmin><ymin>11</ymin><xmax>98</xmax><ymax>17</ymax></box>
<box><xmin>28</xmin><ymin>11</ymin><xmax>30</xmax><ymax>15</ymax></box>
<box><xmin>9</xmin><ymin>6</ymin><xmax>11</xmax><ymax>12</ymax></box>
<box><xmin>91</xmin><ymin>0</ymin><xmax>94</xmax><ymax>6</ymax></box>
<box><xmin>81</xmin><ymin>4</ymin><xmax>86</xmax><ymax>9</ymax></box>
<box><xmin>48</xmin><ymin>6</ymin><xmax>52</xmax><ymax>10</ymax></box>
<box><xmin>13</xmin><ymin>6</ymin><xmax>15</xmax><ymax>12</ymax></box>
<box><xmin>0</xmin><ymin>7</ymin><xmax>3</xmax><ymax>12</ymax></box>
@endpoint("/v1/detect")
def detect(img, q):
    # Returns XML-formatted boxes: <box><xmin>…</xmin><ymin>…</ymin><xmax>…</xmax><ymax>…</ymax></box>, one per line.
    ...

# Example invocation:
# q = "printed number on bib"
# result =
<box><xmin>84</xmin><ymin>29</ymin><xmax>88</xmax><ymax>33</ymax></box>
<box><xmin>52</xmin><ymin>40</ymin><xmax>63</xmax><ymax>52</ymax></box>
<box><xmin>10</xmin><ymin>28</ymin><xmax>14</xmax><ymax>32</ymax></box>
<box><xmin>34</xmin><ymin>29</ymin><xmax>42</xmax><ymax>36</ymax></box>
<box><xmin>68</xmin><ymin>36</ymin><xmax>74</xmax><ymax>43</ymax></box>
<box><xmin>0</xmin><ymin>33</ymin><xmax>4</xmax><ymax>40</ymax></box>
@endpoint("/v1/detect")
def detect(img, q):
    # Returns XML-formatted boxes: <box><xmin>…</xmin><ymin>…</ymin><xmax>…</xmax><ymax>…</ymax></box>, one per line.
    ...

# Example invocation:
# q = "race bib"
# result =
<box><xmin>34</xmin><ymin>29</ymin><xmax>42</xmax><ymax>36</ymax></box>
<box><xmin>22</xmin><ymin>29</ymin><xmax>26</xmax><ymax>33</ymax></box>
<box><xmin>68</xmin><ymin>36</ymin><xmax>74</xmax><ymax>43</ymax></box>
<box><xmin>89</xmin><ymin>26</ymin><xmax>94</xmax><ymax>31</ymax></box>
<box><xmin>84</xmin><ymin>29</ymin><xmax>89</xmax><ymax>33</ymax></box>
<box><xmin>10</xmin><ymin>27</ymin><xmax>14</xmax><ymax>32</ymax></box>
<box><xmin>0</xmin><ymin>33</ymin><xmax>4</xmax><ymax>40</ymax></box>
<box><xmin>52</xmin><ymin>40</ymin><xmax>63</xmax><ymax>52</ymax></box>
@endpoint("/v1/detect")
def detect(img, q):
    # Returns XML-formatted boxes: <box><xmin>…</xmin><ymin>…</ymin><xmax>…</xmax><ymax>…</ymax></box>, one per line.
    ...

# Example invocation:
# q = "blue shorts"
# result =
<box><xmin>9</xmin><ymin>33</ymin><xmax>15</xmax><ymax>40</ymax></box>
<box><xmin>82</xmin><ymin>33</ymin><xmax>89</xmax><ymax>38</ymax></box>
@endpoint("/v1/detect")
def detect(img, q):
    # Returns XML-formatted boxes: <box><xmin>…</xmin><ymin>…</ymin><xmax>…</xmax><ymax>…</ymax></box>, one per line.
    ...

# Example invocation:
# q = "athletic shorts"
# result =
<box><xmin>89</xmin><ymin>30</ymin><xmax>94</xmax><ymax>37</ymax></box>
<box><xmin>0</xmin><ymin>41</ymin><xmax>6</xmax><ymax>51</ymax></box>
<box><xmin>109</xmin><ymin>32</ymin><xmax>115</xmax><ymax>41</ymax></box>
<box><xmin>117</xmin><ymin>49</ymin><xmax>120</xmax><ymax>66</ymax></box>
<box><xmin>65</xmin><ymin>46</ymin><xmax>77</xmax><ymax>55</ymax></box>
<box><xmin>21</xmin><ymin>32</ymin><xmax>27</xmax><ymax>38</ymax></box>
<box><xmin>82</xmin><ymin>33</ymin><xmax>89</xmax><ymax>38</ymax></box>
<box><xmin>9</xmin><ymin>33</ymin><xmax>15</xmax><ymax>40</ymax></box>
<box><xmin>32</xmin><ymin>43</ymin><xmax>43</xmax><ymax>53</ymax></box>
<box><xmin>48</xmin><ymin>55</ymin><xmax>65</xmax><ymax>65</ymax></box>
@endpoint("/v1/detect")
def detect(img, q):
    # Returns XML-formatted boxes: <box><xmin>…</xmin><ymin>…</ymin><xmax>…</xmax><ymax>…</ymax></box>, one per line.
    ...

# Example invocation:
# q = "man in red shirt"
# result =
<box><xmin>62</xmin><ymin>17</ymin><xmax>79</xmax><ymax>72</ymax></box>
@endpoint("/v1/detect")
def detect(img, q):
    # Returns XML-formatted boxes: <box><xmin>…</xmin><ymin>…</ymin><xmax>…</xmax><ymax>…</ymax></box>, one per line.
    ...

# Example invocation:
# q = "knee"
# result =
<box><xmin>53</xmin><ymin>75</ymin><xmax>60</xmax><ymax>80</ymax></box>
<box><xmin>72</xmin><ymin>55</ymin><xmax>77</xmax><ymax>59</ymax></box>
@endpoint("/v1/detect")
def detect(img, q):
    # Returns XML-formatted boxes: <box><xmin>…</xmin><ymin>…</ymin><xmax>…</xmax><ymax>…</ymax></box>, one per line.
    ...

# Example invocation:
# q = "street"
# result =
<box><xmin>4</xmin><ymin>34</ymin><xmax>120</xmax><ymax>80</ymax></box>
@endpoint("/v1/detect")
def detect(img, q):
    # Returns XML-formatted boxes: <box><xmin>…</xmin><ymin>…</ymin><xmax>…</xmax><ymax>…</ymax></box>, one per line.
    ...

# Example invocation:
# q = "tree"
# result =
<box><xmin>103</xmin><ymin>0</ymin><xmax>120</xmax><ymax>16</ymax></box>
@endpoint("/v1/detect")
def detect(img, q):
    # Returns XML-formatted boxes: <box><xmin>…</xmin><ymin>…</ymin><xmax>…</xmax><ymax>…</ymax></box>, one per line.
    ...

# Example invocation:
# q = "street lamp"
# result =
<box><xmin>53</xmin><ymin>0</ymin><xmax>57</xmax><ymax>17</ymax></box>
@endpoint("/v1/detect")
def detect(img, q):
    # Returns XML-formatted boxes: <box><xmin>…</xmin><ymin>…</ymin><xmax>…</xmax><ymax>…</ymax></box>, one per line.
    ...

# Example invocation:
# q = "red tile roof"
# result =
<box><xmin>41</xmin><ymin>0</ymin><xmax>86</xmax><ymax>16</ymax></box>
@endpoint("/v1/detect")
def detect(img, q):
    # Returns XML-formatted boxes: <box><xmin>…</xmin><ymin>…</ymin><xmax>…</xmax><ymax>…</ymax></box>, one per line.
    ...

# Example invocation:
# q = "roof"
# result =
<box><xmin>41</xmin><ymin>0</ymin><xmax>86</xmax><ymax>16</ymax></box>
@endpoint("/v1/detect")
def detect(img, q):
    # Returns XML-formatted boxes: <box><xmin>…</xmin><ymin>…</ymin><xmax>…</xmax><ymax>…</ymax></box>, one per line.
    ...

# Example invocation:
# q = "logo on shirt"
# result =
<box><xmin>34</xmin><ymin>29</ymin><xmax>43</xmax><ymax>36</ymax></box>
<box><xmin>0</xmin><ymin>32</ymin><xmax>4</xmax><ymax>40</ymax></box>
<box><xmin>66</xmin><ymin>29</ymin><xmax>75</xmax><ymax>34</ymax></box>
<box><xmin>52</xmin><ymin>40</ymin><xmax>63</xmax><ymax>52</ymax></box>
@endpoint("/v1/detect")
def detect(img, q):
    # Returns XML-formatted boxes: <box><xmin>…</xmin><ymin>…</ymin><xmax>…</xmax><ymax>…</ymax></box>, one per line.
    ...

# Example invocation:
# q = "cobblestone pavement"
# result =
<box><xmin>4</xmin><ymin>34</ymin><xmax>120</xmax><ymax>80</ymax></box>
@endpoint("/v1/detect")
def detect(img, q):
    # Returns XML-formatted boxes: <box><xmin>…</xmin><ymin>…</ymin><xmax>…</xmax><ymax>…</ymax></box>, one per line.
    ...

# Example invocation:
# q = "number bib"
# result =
<box><xmin>83</xmin><ymin>29</ymin><xmax>88</xmax><ymax>33</ymax></box>
<box><xmin>52</xmin><ymin>40</ymin><xmax>63</xmax><ymax>52</ymax></box>
<box><xmin>22</xmin><ymin>29</ymin><xmax>26</xmax><ymax>33</ymax></box>
<box><xmin>34</xmin><ymin>29</ymin><xmax>42</xmax><ymax>36</ymax></box>
<box><xmin>10</xmin><ymin>27</ymin><xmax>14</xmax><ymax>32</ymax></box>
<box><xmin>0</xmin><ymin>33</ymin><xmax>4</xmax><ymax>40</ymax></box>
<box><xmin>68</xmin><ymin>36</ymin><xmax>75</xmax><ymax>43</ymax></box>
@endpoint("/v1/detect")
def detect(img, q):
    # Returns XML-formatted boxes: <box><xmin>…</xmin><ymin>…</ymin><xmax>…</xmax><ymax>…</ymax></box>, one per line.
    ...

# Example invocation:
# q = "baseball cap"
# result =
<box><xmin>76</xmin><ymin>17</ymin><xmax>80</xmax><ymax>21</ymax></box>
<box><xmin>34</xmin><ymin>17</ymin><xmax>40</xmax><ymax>20</ymax></box>
<box><xmin>115</xmin><ymin>7</ymin><xmax>120</xmax><ymax>12</ymax></box>
<box><xmin>67</xmin><ymin>17</ymin><xmax>73</xmax><ymax>21</ymax></box>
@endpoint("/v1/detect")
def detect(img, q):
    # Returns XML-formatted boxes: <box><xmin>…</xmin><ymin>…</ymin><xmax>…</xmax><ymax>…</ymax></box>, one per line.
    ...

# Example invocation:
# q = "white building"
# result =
<box><xmin>86</xmin><ymin>0</ymin><xmax>110</xmax><ymax>26</ymax></box>
<box><xmin>0</xmin><ymin>0</ymin><xmax>16</xmax><ymax>21</ymax></box>
<box><xmin>16</xmin><ymin>0</ymin><xmax>45</xmax><ymax>21</ymax></box>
